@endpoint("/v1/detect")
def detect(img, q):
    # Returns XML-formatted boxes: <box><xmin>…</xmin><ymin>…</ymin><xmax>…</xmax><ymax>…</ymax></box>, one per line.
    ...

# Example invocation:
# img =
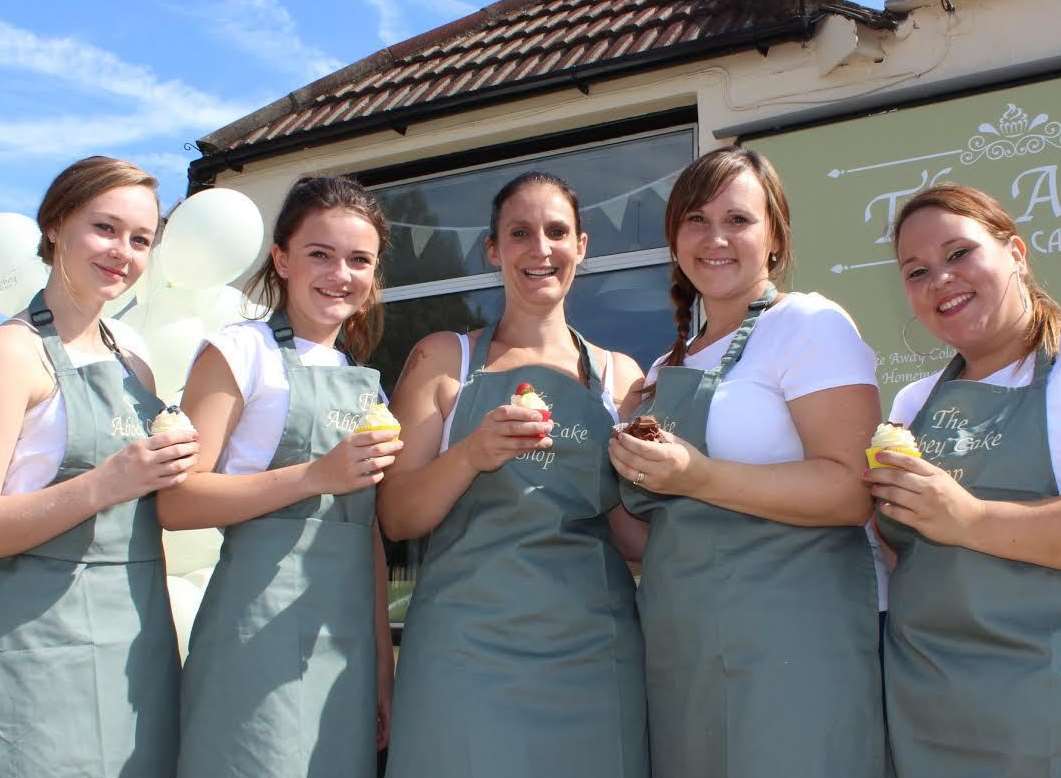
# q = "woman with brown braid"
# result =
<box><xmin>608</xmin><ymin>146</ymin><xmax>886</xmax><ymax>778</ymax></box>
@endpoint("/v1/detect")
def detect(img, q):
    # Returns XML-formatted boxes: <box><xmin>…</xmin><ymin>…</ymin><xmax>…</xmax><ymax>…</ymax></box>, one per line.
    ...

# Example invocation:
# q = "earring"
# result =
<box><xmin>767</xmin><ymin>253</ymin><xmax>778</xmax><ymax>270</ymax></box>
<box><xmin>901</xmin><ymin>314</ymin><xmax>934</xmax><ymax>357</ymax></box>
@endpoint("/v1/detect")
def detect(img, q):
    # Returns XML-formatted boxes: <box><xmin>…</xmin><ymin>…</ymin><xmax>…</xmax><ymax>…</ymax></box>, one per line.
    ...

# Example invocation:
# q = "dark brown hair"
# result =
<box><xmin>37</xmin><ymin>156</ymin><xmax>159</xmax><ymax>266</ymax></box>
<box><xmin>488</xmin><ymin>171</ymin><xmax>582</xmax><ymax>241</ymax></box>
<box><xmin>894</xmin><ymin>183</ymin><xmax>1059</xmax><ymax>359</ymax></box>
<box><xmin>244</xmin><ymin>176</ymin><xmax>391</xmax><ymax>362</ymax></box>
<box><xmin>658</xmin><ymin>145</ymin><xmax>793</xmax><ymax>371</ymax></box>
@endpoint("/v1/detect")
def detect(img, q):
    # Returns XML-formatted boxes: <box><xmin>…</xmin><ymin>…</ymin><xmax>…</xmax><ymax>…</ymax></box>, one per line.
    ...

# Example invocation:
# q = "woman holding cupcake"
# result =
<box><xmin>866</xmin><ymin>184</ymin><xmax>1061</xmax><ymax>776</ymax></box>
<box><xmin>379</xmin><ymin>172</ymin><xmax>649</xmax><ymax>778</ymax></box>
<box><xmin>609</xmin><ymin>146</ymin><xmax>885</xmax><ymax>777</ymax></box>
<box><xmin>0</xmin><ymin>156</ymin><xmax>198</xmax><ymax>775</ymax></box>
<box><xmin>157</xmin><ymin>177</ymin><xmax>400</xmax><ymax>778</ymax></box>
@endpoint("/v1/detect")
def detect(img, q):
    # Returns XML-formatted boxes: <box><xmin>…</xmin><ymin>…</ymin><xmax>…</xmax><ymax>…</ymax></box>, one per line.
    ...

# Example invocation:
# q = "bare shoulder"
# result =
<box><xmin>0</xmin><ymin>319</ymin><xmax>52</xmax><ymax>406</ymax></box>
<box><xmin>609</xmin><ymin>350</ymin><xmax>644</xmax><ymax>392</ymax></box>
<box><xmin>400</xmin><ymin>330</ymin><xmax>465</xmax><ymax>385</ymax></box>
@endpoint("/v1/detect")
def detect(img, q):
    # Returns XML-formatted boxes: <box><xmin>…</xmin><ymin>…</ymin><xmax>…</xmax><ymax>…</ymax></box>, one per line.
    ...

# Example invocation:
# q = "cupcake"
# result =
<box><xmin>866</xmin><ymin>422</ymin><xmax>922</xmax><ymax>468</ymax></box>
<box><xmin>150</xmin><ymin>405</ymin><xmax>196</xmax><ymax>435</ymax></box>
<box><xmin>511</xmin><ymin>383</ymin><xmax>551</xmax><ymax>422</ymax></box>
<box><xmin>618</xmin><ymin>415</ymin><xmax>665</xmax><ymax>442</ymax></box>
<box><xmin>355</xmin><ymin>403</ymin><xmax>401</xmax><ymax>435</ymax></box>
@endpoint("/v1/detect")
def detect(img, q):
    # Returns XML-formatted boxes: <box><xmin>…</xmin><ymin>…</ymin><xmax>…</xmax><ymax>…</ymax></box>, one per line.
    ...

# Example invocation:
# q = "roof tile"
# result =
<box><xmin>208</xmin><ymin>0</ymin><xmax>898</xmax><ymax>152</ymax></box>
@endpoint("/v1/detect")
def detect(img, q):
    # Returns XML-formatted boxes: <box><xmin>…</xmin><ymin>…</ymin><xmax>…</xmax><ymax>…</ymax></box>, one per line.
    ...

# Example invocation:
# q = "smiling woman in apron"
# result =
<box><xmin>378</xmin><ymin>172</ymin><xmax>650</xmax><ymax>778</ymax></box>
<box><xmin>157</xmin><ymin>177</ymin><xmax>401</xmax><ymax>778</ymax></box>
<box><xmin>609</xmin><ymin>147</ymin><xmax>886</xmax><ymax>778</ymax></box>
<box><xmin>866</xmin><ymin>184</ymin><xmax>1061</xmax><ymax>777</ymax></box>
<box><xmin>0</xmin><ymin>157</ymin><xmax>199</xmax><ymax>776</ymax></box>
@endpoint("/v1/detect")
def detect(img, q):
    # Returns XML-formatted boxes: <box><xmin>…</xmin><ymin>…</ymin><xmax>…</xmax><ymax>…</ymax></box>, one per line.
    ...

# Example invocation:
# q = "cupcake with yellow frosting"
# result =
<box><xmin>355</xmin><ymin>403</ymin><xmax>401</xmax><ymax>436</ymax></box>
<box><xmin>866</xmin><ymin>423</ymin><xmax>921</xmax><ymax>468</ymax></box>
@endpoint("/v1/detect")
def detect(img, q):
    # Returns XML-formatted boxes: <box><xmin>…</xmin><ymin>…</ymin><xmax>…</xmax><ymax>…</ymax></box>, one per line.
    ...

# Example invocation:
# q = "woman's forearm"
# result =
<box><xmin>376</xmin><ymin>438</ymin><xmax>480</xmax><ymax>541</ymax></box>
<box><xmin>963</xmin><ymin>498</ymin><xmax>1061</xmax><ymax>569</ymax></box>
<box><xmin>157</xmin><ymin>464</ymin><xmax>319</xmax><ymax>530</ymax></box>
<box><xmin>0</xmin><ymin>469</ymin><xmax>111</xmax><ymax>557</ymax></box>
<box><xmin>691</xmin><ymin>456</ymin><xmax>872</xmax><ymax>527</ymax></box>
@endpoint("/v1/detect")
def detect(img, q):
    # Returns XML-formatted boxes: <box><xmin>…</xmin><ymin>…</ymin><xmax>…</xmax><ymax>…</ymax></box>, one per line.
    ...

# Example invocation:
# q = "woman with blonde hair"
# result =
<box><xmin>0</xmin><ymin>156</ymin><xmax>198</xmax><ymax>776</ymax></box>
<box><xmin>867</xmin><ymin>183</ymin><xmax>1061</xmax><ymax>776</ymax></box>
<box><xmin>610</xmin><ymin>146</ymin><xmax>886</xmax><ymax>777</ymax></box>
<box><xmin>160</xmin><ymin>176</ymin><xmax>400</xmax><ymax>778</ymax></box>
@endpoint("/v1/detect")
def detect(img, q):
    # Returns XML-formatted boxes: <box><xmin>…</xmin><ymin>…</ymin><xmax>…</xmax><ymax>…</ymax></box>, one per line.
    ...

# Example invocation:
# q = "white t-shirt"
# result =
<box><xmin>2</xmin><ymin>317</ymin><xmax>150</xmax><ymax>495</ymax></box>
<box><xmin>889</xmin><ymin>355</ymin><xmax>1061</xmax><ymax>487</ymax></box>
<box><xmin>201</xmin><ymin>320</ymin><xmax>354</xmax><ymax>476</ymax></box>
<box><xmin>645</xmin><ymin>292</ymin><xmax>888</xmax><ymax>610</ymax></box>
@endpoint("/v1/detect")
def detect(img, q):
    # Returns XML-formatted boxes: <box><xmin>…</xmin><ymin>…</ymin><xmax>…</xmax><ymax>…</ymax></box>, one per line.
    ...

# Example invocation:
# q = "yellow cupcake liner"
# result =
<box><xmin>866</xmin><ymin>446</ymin><xmax>922</xmax><ymax>469</ymax></box>
<box><xmin>355</xmin><ymin>423</ymin><xmax>401</xmax><ymax>434</ymax></box>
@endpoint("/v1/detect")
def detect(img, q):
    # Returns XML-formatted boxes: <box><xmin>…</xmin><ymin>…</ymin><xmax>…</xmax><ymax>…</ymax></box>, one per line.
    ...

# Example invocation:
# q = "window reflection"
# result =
<box><xmin>373</xmin><ymin>129</ymin><xmax>693</xmax><ymax>287</ymax></box>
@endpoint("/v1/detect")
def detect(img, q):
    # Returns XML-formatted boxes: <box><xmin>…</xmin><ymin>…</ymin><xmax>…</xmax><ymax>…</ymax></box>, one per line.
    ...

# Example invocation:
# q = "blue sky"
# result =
<box><xmin>1</xmin><ymin>0</ymin><xmax>886</xmax><ymax>217</ymax></box>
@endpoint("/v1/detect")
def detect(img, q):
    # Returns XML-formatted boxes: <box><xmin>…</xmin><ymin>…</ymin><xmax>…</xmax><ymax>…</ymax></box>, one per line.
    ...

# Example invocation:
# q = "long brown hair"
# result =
<box><xmin>37</xmin><ymin>156</ymin><xmax>160</xmax><ymax>265</ymax></box>
<box><xmin>894</xmin><ymin>184</ymin><xmax>1060</xmax><ymax>359</ymax></box>
<box><xmin>244</xmin><ymin>176</ymin><xmax>391</xmax><ymax>362</ymax></box>
<box><xmin>658</xmin><ymin>145</ymin><xmax>793</xmax><ymax>371</ymax></box>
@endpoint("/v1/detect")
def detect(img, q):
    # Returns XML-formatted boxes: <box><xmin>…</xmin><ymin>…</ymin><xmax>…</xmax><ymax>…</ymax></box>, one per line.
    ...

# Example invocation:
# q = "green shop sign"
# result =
<box><xmin>747</xmin><ymin>77</ymin><xmax>1061</xmax><ymax>411</ymax></box>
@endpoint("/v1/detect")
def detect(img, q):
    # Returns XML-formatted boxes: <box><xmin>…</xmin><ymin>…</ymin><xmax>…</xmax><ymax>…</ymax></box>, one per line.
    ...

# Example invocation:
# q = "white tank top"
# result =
<box><xmin>2</xmin><ymin>317</ymin><xmax>148</xmax><ymax>495</ymax></box>
<box><xmin>440</xmin><ymin>332</ymin><xmax>619</xmax><ymax>452</ymax></box>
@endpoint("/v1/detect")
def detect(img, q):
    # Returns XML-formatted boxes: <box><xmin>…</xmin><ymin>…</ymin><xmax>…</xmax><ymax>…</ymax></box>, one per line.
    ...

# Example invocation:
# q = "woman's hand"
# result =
<box><xmin>608</xmin><ymin>430</ymin><xmax>706</xmax><ymax>497</ymax></box>
<box><xmin>864</xmin><ymin>451</ymin><xmax>986</xmax><ymax>547</ymax></box>
<box><xmin>306</xmin><ymin>429</ymin><xmax>403</xmax><ymax>495</ymax></box>
<box><xmin>457</xmin><ymin>404</ymin><xmax>553</xmax><ymax>474</ymax></box>
<box><xmin>94</xmin><ymin>429</ymin><xmax>200</xmax><ymax>502</ymax></box>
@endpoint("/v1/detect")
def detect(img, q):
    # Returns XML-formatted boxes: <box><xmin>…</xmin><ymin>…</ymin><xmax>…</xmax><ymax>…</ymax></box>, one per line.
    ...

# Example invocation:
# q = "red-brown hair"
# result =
<box><xmin>894</xmin><ymin>184</ymin><xmax>1059</xmax><ymax>359</ymax></box>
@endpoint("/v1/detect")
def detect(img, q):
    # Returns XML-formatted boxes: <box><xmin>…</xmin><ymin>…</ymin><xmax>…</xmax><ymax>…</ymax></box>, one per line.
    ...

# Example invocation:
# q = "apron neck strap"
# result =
<box><xmin>939</xmin><ymin>345</ymin><xmax>1054</xmax><ymax>386</ymax></box>
<box><xmin>569</xmin><ymin>327</ymin><xmax>603</xmax><ymax>396</ymax></box>
<box><xmin>470</xmin><ymin>321</ymin><xmax>603</xmax><ymax>393</ymax></box>
<box><xmin>28</xmin><ymin>289</ymin><xmax>127</xmax><ymax>374</ymax></box>
<box><xmin>268</xmin><ymin>308</ymin><xmax>304</xmax><ymax>370</ymax></box>
<box><xmin>469</xmin><ymin>321</ymin><xmax>497</xmax><ymax>373</ymax></box>
<box><xmin>714</xmin><ymin>282</ymin><xmax>777</xmax><ymax>382</ymax></box>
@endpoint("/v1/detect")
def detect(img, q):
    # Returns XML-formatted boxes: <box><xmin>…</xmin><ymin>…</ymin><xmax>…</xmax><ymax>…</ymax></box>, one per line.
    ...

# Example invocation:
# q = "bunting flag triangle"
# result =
<box><xmin>456</xmin><ymin>227</ymin><xmax>483</xmax><ymax>259</ymax></box>
<box><xmin>599</xmin><ymin>195</ymin><xmax>628</xmax><ymax>231</ymax></box>
<box><xmin>650</xmin><ymin>175</ymin><xmax>676</xmax><ymax>201</ymax></box>
<box><xmin>410</xmin><ymin>226</ymin><xmax>435</xmax><ymax>258</ymax></box>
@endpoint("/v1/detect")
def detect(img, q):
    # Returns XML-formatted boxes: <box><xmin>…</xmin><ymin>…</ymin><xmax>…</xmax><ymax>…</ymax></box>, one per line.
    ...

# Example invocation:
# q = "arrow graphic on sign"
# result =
<box><xmin>830</xmin><ymin>259</ymin><xmax>896</xmax><ymax>274</ymax></box>
<box><xmin>827</xmin><ymin>149</ymin><xmax>962</xmax><ymax>179</ymax></box>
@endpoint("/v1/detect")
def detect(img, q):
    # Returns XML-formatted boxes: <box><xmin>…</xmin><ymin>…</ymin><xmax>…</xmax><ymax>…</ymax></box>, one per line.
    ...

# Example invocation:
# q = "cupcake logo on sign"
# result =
<box><xmin>960</xmin><ymin>104</ymin><xmax>1061</xmax><ymax>165</ymax></box>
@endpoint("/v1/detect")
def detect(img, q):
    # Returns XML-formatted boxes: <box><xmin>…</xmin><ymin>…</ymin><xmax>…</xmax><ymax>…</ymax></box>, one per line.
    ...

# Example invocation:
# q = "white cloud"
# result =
<box><xmin>366</xmin><ymin>0</ymin><xmax>411</xmax><ymax>46</ymax></box>
<box><xmin>182</xmin><ymin>0</ymin><xmax>344</xmax><ymax>81</ymax></box>
<box><xmin>0</xmin><ymin>20</ymin><xmax>251</xmax><ymax>158</ymax></box>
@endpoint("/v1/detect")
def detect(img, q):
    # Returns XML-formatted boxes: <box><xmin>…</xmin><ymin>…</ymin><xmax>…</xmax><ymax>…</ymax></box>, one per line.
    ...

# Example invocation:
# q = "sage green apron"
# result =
<box><xmin>880</xmin><ymin>350</ymin><xmax>1061</xmax><ymax>777</ymax></box>
<box><xmin>177</xmin><ymin>311</ymin><xmax>381</xmax><ymax>778</ymax></box>
<box><xmin>0</xmin><ymin>290</ymin><xmax>179</xmax><ymax>777</ymax></box>
<box><xmin>386</xmin><ymin>324</ymin><xmax>648</xmax><ymax>778</ymax></box>
<box><xmin>622</xmin><ymin>285</ymin><xmax>885</xmax><ymax>778</ymax></box>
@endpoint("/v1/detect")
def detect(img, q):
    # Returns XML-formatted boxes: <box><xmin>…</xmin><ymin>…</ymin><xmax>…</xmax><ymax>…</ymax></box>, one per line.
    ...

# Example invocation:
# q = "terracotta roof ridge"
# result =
<box><xmin>199</xmin><ymin>0</ymin><xmax>541</xmax><ymax>149</ymax></box>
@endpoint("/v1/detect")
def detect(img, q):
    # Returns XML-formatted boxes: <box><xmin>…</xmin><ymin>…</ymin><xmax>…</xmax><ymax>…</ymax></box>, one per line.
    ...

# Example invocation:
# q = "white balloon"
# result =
<box><xmin>0</xmin><ymin>213</ymin><xmax>49</xmax><ymax>314</ymax></box>
<box><xmin>160</xmin><ymin>189</ymin><xmax>264</xmax><ymax>290</ymax></box>
<box><xmin>166</xmin><ymin>575</ymin><xmax>205</xmax><ymax>664</ymax></box>
<box><xmin>141</xmin><ymin>316</ymin><xmax>207</xmax><ymax>404</ymax></box>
